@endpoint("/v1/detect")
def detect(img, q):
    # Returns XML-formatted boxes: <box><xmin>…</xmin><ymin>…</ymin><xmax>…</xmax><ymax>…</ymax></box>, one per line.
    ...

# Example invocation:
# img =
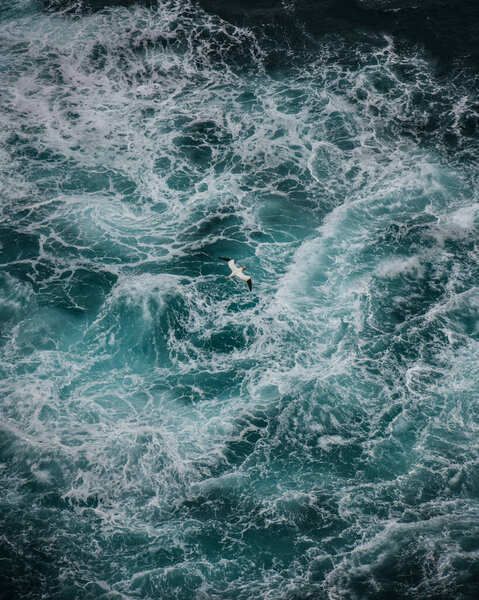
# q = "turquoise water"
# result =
<box><xmin>1</xmin><ymin>1</ymin><xmax>479</xmax><ymax>598</ymax></box>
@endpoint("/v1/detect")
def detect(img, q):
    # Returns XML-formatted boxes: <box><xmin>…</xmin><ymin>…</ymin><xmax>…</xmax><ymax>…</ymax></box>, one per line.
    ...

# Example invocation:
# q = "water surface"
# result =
<box><xmin>1</xmin><ymin>1</ymin><xmax>479</xmax><ymax>598</ymax></box>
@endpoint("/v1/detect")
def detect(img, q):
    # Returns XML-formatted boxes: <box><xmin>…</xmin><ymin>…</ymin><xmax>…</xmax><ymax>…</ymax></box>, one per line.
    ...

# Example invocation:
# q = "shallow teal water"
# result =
<box><xmin>1</xmin><ymin>1</ymin><xmax>479</xmax><ymax>598</ymax></box>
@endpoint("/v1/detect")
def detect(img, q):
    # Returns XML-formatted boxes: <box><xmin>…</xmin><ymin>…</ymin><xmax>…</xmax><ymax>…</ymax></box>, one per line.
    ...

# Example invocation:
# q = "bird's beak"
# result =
<box><xmin>242</xmin><ymin>266</ymin><xmax>247</xmax><ymax>270</ymax></box>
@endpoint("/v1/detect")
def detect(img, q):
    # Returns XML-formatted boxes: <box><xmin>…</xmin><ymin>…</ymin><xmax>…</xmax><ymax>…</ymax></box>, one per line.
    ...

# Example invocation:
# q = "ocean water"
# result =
<box><xmin>1</xmin><ymin>0</ymin><xmax>479</xmax><ymax>598</ymax></box>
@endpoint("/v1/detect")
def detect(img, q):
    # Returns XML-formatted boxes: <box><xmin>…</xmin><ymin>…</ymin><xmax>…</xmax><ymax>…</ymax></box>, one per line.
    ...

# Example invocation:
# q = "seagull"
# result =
<box><xmin>219</xmin><ymin>257</ymin><xmax>252</xmax><ymax>292</ymax></box>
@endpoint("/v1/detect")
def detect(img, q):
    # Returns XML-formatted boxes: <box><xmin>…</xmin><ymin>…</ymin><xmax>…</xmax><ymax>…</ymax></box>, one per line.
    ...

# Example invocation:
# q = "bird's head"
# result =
<box><xmin>242</xmin><ymin>266</ymin><xmax>247</xmax><ymax>271</ymax></box>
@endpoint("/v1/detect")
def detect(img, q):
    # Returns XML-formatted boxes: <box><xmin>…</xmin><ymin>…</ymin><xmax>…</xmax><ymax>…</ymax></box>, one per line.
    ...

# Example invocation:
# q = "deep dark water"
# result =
<box><xmin>1</xmin><ymin>0</ymin><xmax>479</xmax><ymax>599</ymax></box>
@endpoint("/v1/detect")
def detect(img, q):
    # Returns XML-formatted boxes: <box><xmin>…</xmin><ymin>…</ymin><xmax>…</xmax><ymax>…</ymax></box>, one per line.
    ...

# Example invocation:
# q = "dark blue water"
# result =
<box><xmin>1</xmin><ymin>1</ymin><xmax>479</xmax><ymax>598</ymax></box>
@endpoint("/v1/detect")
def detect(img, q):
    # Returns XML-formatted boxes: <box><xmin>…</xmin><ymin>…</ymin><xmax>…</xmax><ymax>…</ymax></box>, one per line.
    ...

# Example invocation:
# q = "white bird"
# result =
<box><xmin>219</xmin><ymin>257</ymin><xmax>252</xmax><ymax>292</ymax></box>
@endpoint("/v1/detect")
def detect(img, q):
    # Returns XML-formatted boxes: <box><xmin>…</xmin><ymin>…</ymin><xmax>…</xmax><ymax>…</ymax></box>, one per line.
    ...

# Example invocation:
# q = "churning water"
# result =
<box><xmin>1</xmin><ymin>1</ymin><xmax>479</xmax><ymax>598</ymax></box>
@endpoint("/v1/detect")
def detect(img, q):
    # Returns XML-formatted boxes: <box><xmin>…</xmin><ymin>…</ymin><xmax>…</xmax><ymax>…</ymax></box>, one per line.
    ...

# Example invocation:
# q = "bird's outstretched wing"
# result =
<box><xmin>219</xmin><ymin>257</ymin><xmax>236</xmax><ymax>272</ymax></box>
<box><xmin>236</xmin><ymin>270</ymin><xmax>252</xmax><ymax>291</ymax></box>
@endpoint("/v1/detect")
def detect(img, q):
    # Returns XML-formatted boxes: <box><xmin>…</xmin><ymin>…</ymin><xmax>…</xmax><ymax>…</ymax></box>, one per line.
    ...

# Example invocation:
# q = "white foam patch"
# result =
<box><xmin>103</xmin><ymin>273</ymin><xmax>185</xmax><ymax>319</ymax></box>
<box><xmin>433</xmin><ymin>203</ymin><xmax>479</xmax><ymax>243</ymax></box>
<box><xmin>376</xmin><ymin>255</ymin><xmax>424</xmax><ymax>279</ymax></box>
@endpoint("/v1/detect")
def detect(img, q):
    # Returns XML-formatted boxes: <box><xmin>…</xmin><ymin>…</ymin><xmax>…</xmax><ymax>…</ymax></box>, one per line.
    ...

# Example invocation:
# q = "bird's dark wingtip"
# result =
<box><xmin>218</xmin><ymin>256</ymin><xmax>231</xmax><ymax>262</ymax></box>
<box><xmin>247</xmin><ymin>279</ymin><xmax>252</xmax><ymax>291</ymax></box>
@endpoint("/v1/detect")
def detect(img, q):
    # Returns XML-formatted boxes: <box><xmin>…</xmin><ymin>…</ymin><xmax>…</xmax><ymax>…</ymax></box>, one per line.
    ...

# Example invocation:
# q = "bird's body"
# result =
<box><xmin>219</xmin><ymin>257</ymin><xmax>252</xmax><ymax>291</ymax></box>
